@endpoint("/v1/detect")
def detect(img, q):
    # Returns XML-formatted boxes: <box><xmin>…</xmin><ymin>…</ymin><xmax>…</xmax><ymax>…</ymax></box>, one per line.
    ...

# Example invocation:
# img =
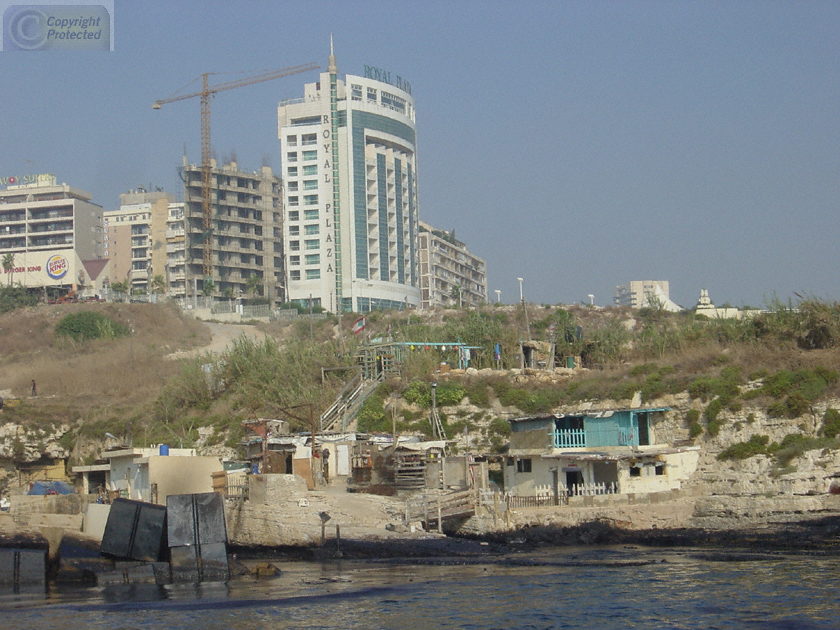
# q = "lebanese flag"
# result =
<box><xmin>352</xmin><ymin>316</ymin><xmax>365</xmax><ymax>335</ymax></box>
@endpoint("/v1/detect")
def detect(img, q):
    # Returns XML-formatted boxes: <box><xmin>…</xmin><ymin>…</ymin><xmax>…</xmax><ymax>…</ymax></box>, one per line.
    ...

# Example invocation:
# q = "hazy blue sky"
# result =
<box><xmin>2</xmin><ymin>1</ymin><xmax>839</xmax><ymax>309</ymax></box>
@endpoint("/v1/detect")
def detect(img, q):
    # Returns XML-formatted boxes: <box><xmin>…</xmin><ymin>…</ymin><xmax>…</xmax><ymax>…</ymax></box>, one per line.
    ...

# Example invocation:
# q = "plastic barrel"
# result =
<box><xmin>159</xmin><ymin>444</ymin><xmax>170</xmax><ymax>456</ymax></box>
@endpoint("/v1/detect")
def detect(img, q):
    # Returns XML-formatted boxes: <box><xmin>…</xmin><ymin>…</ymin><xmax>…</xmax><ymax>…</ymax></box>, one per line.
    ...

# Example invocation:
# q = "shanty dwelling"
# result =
<box><xmin>73</xmin><ymin>447</ymin><xmax>223</xmax><ymax>504</ymax></box>
<box><xmin>504</xmin><ymin>408</ymin><xmax>700</xmax><ymax>506</ymax></box>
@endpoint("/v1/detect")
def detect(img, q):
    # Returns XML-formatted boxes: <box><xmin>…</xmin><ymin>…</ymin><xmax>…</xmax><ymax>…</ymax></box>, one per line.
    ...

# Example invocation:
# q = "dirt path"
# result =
<box><xmin>166</xmin><ymin>322</ymin><xmax>265</xmax><ymax>360</ymax></box>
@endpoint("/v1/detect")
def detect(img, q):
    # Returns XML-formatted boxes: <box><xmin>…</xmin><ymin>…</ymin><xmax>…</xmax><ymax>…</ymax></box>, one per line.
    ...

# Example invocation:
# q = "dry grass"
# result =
<box><xmin>0</xmin><ymin>302</ymin><xmax>210</xmax><ymax>407</ymax></box>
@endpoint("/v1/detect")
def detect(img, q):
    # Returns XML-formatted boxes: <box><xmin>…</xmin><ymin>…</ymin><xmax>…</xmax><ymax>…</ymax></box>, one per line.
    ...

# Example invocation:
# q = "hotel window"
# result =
<box><xmin>367</xmin><ymin>87</ymin><xmax>377</xmax><ymax>102</ymax></box>
<box><xmin>303</xmin><ymin>180</ymin><xmax>318</xmax><ymax>190</ymax></box>
<box><xmin>304</xmin><ymin>224</ymin><xmax>319</xmax><ymax>235</ymax></box>
<box><xmin>302</xmin><ymin>164</ymin><xmax>317</xmax><ymax>176</ymax></box>
<box><xmin>304</xmin><ymin>239</ymin><xmax>319</xmax><ymax>250</ymax></box>
<box><xmin>304</xmin><ymin>194</ymin><xmax>318</xmax><ymax>206</ymax></box>
<box><xmin>381</xmin><ymin>91</ymin><xmax>406</xmax><ymax>114</ymax></box>
<box><xmin>302</xmin><ymin>150</ymin><xmax>317</xmax><ymax>162</ymax></box>
<box><xmin>304</xmin><ymin>209</ymin><xmax>319</xmax><ymax>221</ymax></box>
<box><xmin>288</xmin><ymin>196</ymin><xmax>299</xmax><ymax>206</ymax></box>
<box><xmin>289</xmin><ymin>226</ymin><xmax>299</xmax><ymax>236</ymax></box>
<box><xmin>289</xmin><ymin>255</ymin><xmax>300</xmax><ymax>266</ymax></box>
<box><xmin>288</xmin><ymin>210</ymin><xmax>299</xmax><ymax>221</ymax></box>
<box><xmin>351</xmin><ymin>84</ymin><xmax>362</xmax><ymax>101</ymax></box>
<box><xmin>286</xmin><ymin>152</ymin><xmax>298</xmax><ymax>162</ymax></box>
<box><xmin>289</xmin><ymin>270</ymin><xmax>300</xmax><ymax>281</ymax></box>
<box><xmin>301</xmin><ymin>133</ymin><xmax>317</xmax><ymax>146</ymax></box>
<box><xmin>286</xmin><ymin>135</ymin><xmax>297</xmax><ymax>147</ymax></box>
<box><xmin>305</xmin><ymin>254</ymin><xmax>320</xmax><ymax>266</ymax></box>
<box><xmin>287</xmin><ymin>166</ymin><xmax>298</xmax><ymax>177</ymax></box>
<box><xmin>287</xmin><ymin>181</ymin><xmax>298</xmax><ymax>192</ymax></box>
<box><xmin>289</xmin><ymin>240</ymin><xmax>300</xmax><ymax>251</ymax></box>
<box><xmin>305</xmin><ymin>269</ymin><xmax>321</xmax><ymax>280</ymax></box>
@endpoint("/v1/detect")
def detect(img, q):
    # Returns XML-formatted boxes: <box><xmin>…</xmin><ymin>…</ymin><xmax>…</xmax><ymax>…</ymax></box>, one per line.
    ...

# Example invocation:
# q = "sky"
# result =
<box><xmin>1</xmin><ymin>0</ymin><xmax>839</xmax><ymax>309</ymax></box>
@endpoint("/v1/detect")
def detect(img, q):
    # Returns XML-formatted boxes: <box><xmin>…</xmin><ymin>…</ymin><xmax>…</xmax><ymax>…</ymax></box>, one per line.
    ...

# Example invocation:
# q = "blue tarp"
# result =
<box><xmin>27</xmin><ymin>481</ymin><xmax>75</xmax><ymax>495</ymax></box>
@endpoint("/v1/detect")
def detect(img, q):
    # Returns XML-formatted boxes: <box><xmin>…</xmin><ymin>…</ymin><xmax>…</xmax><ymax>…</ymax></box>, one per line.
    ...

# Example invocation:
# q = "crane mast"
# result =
<box><xmin>153</xmin><ymin>62</ymin><xmax>319</xmax><ymax>283</ymax></box>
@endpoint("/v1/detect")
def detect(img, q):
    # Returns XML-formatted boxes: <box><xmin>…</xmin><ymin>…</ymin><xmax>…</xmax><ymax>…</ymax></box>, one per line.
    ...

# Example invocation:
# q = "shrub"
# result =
<box><xmin>707</xmin><ymin>418</ymin><xmax>725</xmax><ymax>437</ymax></box>
<box><xmin>704</xmin><ymin>398</ymin><xmax>724</xmax><ymax>423</ymax></box>
<box><xmin>401</xmin><ymin>381</ymin><xmax>465</xmax><ymax>408</ymax></box>
<box><xmin>402</xmin><ymin>381</ymin><xmax>431</xmax><ymax>407</ymax></box>
<box><xmin>488</xmin><ymin>417</ymin><xmax>511</xmax><ymax>438</ymax></box>
<box><xmin>0</xmin><ymin>285</ymin><xmax>39</xmax><ymax>313</ymax></box>
<box><xmin>55</xmin><ymin>311</ymin><xmax>130</xmax><ymax>342</ymax></box>
<box><xmin>685</xmin><ymin>409</ymin><xmax>700</xmax><ymax>425</ymax></box>
<box><xmin>717</xmin><ymin>434</ymin><xmax>771</xmax><ymax>460</ymax></box>
<box><xmin>465</xmin><ymin>381</ymin><xmax>491</xmax><ymax>408</ymax></box>
<box><xmin>768</xmin><ymin>394</ymin><xmax>810</xmax><ymax>419</ymax></box>
<box><xmin>821</xmin><ymin>408</ymin><xmax>840</xmax><ymax>438</ymax></box>
<box><xmin>688</xmin><ymin>422</ymin><xmax>703</xmax><ymax>439</ymax></box>
<box><xmin>773</xmin><ymin>434</ymin><xmax>838</xmax><ymax>467</ymax></box>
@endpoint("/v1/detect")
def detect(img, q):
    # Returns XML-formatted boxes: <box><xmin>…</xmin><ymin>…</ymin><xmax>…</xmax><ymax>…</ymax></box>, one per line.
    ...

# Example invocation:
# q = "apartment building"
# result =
<box><xmin>277</xmin><ymin>43</ymin><xmax>420</xmax><ymax>313</ymax></box>
<box><xmin>614</xmin><ymin>280</ymin><xmax>681</xmax><ymax>312</ymax></box>
<box><xmin>417</xmin><ymin>222</ymin><xmax>487</xmax><ymax>309</ymax></box>
<box><xmin>104</xmin><ymin>190</ymin><xmax>174</xmax><ymax>293</ymax></box>
<box><xmin>180</xmin><ymin>159</ymin><xmax>283</xmax><ymax>303</ymax></box>
<box><xmin>0</xmin><ymin>173</ymin><xmax>102</xmax><ymax>289</ymax></box>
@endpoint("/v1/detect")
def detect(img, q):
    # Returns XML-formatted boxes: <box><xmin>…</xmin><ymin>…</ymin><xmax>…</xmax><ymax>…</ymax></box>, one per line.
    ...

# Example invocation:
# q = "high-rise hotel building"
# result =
<box><xmin>277</xmin><ymin>45</ymin><xmax>420</xmax><ymax>313</ymax></box>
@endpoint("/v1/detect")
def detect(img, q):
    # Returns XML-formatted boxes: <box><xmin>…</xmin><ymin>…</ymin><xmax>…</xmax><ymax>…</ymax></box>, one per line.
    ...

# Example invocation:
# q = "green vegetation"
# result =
<box><xmin>718</xmin><ymin>435</ymin><xmax>772</xmax><ymax>460</ymax></box>
<box><xmin>821</xmin><ymin>409</ymin><xmax>840</xmax><ymax>439</ymax></box>
<box><xmin>717</xmin><ymin>432</ymin><xmax>840</xmax><ymax>470</ymax></box>
<box><xmin>5</xmin><ymin>295</ymin><xmax>840</xmax><ymax>467</ymax></box>
<box><xmin>55</xmin><ymin>311</ymin><xmax>130</xmax><ymax>342</ymax></box>
<box><xmin>0</xmin><ymin>285</ymin><xmax>40</xmax><ymax>314</ymax></box>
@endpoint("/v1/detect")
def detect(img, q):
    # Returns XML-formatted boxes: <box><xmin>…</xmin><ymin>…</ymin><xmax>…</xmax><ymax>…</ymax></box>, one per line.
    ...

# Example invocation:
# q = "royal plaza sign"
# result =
<box><xmin>363</xmin><ymin>65</ymin><xmax>411</xmax><ymax>95</ymax></box>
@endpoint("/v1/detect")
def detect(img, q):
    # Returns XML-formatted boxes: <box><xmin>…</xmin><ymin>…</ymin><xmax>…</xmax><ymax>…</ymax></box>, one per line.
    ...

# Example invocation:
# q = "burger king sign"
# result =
<box><xmin>46</xmin><ymin>255</ymin><xmax>69</xmax><ymax>280</ymax></box>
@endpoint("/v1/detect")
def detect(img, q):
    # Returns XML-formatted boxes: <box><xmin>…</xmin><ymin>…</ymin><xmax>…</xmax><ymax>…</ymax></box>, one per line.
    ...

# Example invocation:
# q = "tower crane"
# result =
<box><xmin>153</xmin><ymin>62</ymin><xmax>319</xmax><ymax>282</ymax></box>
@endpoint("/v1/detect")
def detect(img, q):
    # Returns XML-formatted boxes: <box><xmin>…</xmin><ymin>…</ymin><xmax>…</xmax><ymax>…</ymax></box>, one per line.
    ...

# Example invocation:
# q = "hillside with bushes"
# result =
<box><xmin>1</xmin><ymin>285</ymin><xmax>840</xmax><ymax>502</ymax></box>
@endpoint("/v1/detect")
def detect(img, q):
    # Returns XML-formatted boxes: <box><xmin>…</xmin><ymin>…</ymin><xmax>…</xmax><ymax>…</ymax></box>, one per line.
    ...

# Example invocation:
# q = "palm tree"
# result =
<box><xmin>150</xmin><ymin>275</ymin><xmax>166</xmax><ymax>295</ymax></box>
<box><xmin>110</xmin><ymin>279</ymin><xmax>130</xmax><ymax>294</ymax></box>
<box><xmin>245</xmin><ymin>274</ymin><xmax>262</xmax><ymax>299</ymax></box>
<box><xmin>2</xmin><ymin>252</ymin><xmax>15</xmax><ymax>286</ymax></box>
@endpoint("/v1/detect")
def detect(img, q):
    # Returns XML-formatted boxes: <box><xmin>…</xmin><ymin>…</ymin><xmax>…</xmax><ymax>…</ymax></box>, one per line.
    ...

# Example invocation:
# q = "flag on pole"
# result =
<box><xmin>352</xmin><ymin>316</ymin><xmax>366</xmax><ymax>335</ymax></box>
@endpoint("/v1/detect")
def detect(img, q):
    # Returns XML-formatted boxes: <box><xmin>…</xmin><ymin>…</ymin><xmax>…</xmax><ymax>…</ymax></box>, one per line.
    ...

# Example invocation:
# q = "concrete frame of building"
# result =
<box><xmin>277</xmin><ymin>44</ymin><xmax>420</xmax><ymax>314</ymax></box>
<box><xmin>180</xmin><ymin>159</ymin><xmax>283</xmax><ymax>305</ymax></box>
<box><xmin>418</xmin><ymin>221</ymin><xmax>487</xmax><ymax>309</ymax></box>
<box><xmin>0</xmin><ymin>174</ymin><xmax>103</xmax><ymax>292</ymax></box>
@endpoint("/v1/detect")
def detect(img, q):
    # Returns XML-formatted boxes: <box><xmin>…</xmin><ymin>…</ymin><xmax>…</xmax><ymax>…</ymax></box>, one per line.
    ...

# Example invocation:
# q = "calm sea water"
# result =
<box><xmin>1</xmin><ymin>546</ymin><xmax>838</xmax><ymax>629</ymax></box>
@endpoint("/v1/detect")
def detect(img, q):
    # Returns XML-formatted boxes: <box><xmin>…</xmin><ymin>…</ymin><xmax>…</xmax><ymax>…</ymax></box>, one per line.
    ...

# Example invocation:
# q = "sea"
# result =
<box><xmin>1</xmin><ymin>545</ymin><xmax>838</xmax><ymax>630</ymax></box>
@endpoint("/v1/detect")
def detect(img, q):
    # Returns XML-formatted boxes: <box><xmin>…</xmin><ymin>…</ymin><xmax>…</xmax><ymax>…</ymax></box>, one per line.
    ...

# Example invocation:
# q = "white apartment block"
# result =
<box><xmin>418</xmin><ymin>222</ymin><xmax>487</xmax><ymax>309</ymax></box>
<box><xmin>0</xmin><ymin>173</ymin><xmax>102</xmax><ymax>290</ymax></box>
<box><xmin>614</xmin><ymin>280</ymin><xmax>681</xmax><ymax>312</ymax></box>
<box><xmin>277</xmin><ymin>45</ymin><xmax>419</xmax><ymax>313</ymax></box>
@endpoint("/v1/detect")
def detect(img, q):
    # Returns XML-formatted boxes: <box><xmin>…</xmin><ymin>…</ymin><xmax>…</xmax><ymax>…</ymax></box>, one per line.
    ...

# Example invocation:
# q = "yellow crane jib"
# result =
<box><xmin>153</xmin><ymin>62</ymin><xmax>320</xmax><ymax>282</ymax></box>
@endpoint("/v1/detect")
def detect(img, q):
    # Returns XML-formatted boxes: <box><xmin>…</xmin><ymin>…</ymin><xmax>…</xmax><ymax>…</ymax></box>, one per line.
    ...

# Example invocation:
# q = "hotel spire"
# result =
<box><xmin>328</xmin><ymin>34</ymin><xmax>337</xmax><ymax>73</ymax></box>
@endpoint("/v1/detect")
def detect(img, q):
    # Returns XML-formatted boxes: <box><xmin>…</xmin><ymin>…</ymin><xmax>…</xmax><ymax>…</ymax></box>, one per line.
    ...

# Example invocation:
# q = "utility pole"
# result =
<box><xmin>518</xmin><ymin>277</ymin><xmax>531</xmax><ymax>340</ymax></box>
